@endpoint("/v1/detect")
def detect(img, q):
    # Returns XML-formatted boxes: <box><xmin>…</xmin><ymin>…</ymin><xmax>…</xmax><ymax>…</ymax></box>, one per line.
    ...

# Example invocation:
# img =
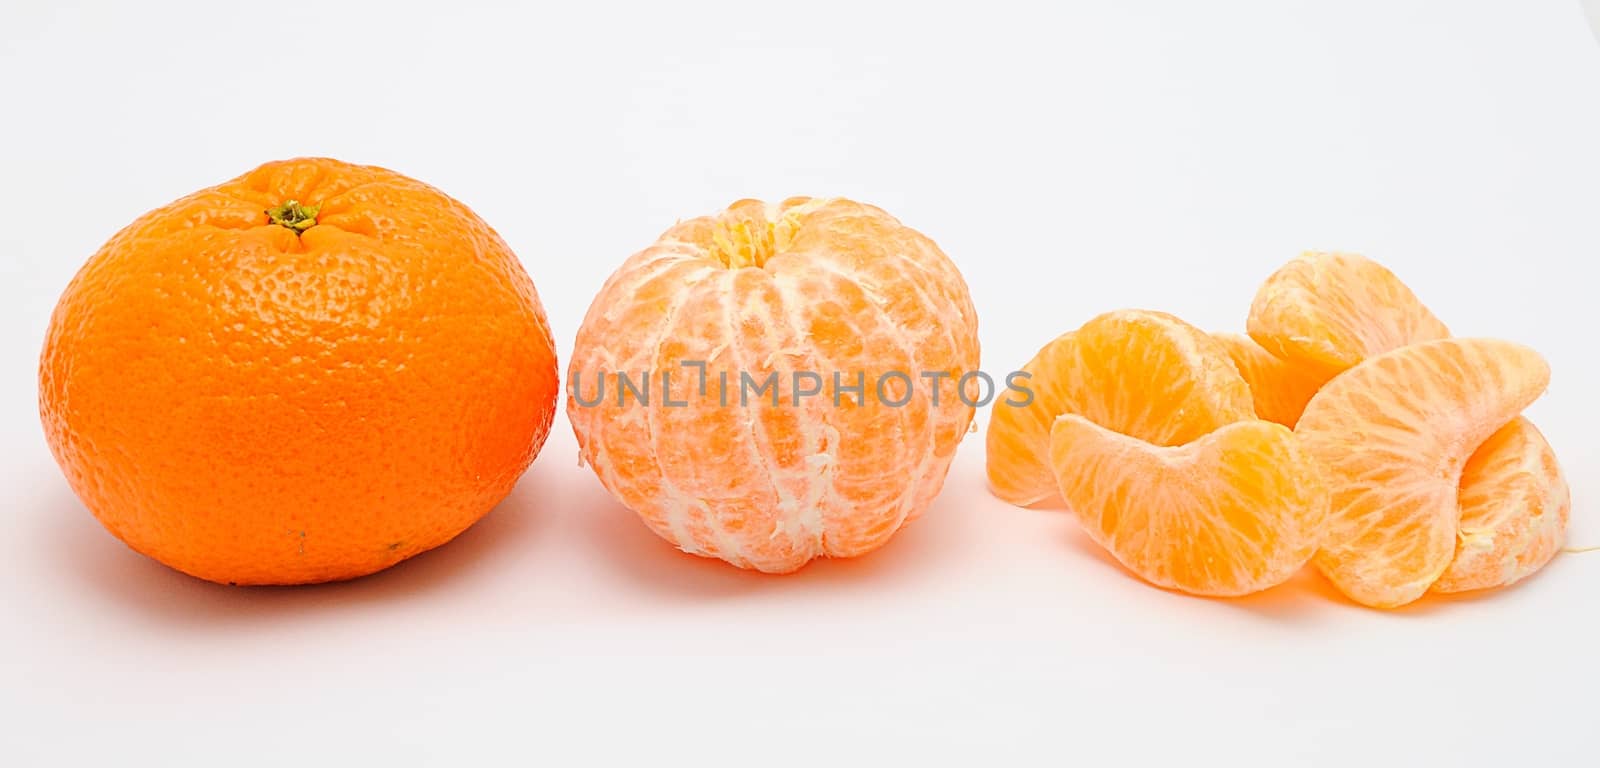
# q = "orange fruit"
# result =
<box><xmin>1049</xmin><ymin>415</ymin><xmax>1328</xmax><ymax>596</ymax></box>
<box><xmin>1432</xmin><ymin>417</ymin><xmax>1571</xmax><ymax>594</ymax></box>
<box><xmin>39</xmin><ymin>157</ymin><xmax>559</xmax><ymax>585</ymax></box>
<box><xmin>1295</xmin><ymin>339</ymin><xmax>1550</xmax><ymax>608</ymax></box>
<box><xmin>1247</xmin><ymin>251</ymin><xmax>1449</xmax><ymax>380</ymax></box>
<box><xmin>985</xmin><ymin>310</ymin><xmax>1255</xmax><ymax>507</ymax></box>
<box><xmin>566</xmin><ymin>197</ymin><xmax>980</xmax><ymax>573</ymax></box>
<box><xmin>1212</xmin><ymin>332</ymin><xmax>1323</xmax><ymax>428</ymax></box>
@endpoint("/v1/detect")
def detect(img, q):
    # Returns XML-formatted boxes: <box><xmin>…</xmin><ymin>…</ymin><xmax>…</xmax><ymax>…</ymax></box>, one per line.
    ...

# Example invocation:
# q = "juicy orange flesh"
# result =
<box><xmin>996</xmin><ymin>251</ymin><xmax>1566</xmax><ymax>606</ymax></box>
<box><xmin>568</xmin><ymin>197</ymin><xmax>981</xmax><ymax>573</ymax></box>
<box><xmin>1212</xmin><ymin>332</ymin><xmax>1323</xmax><ymax>428</ymax></box>
<box><xmin>1295</xmin><ymin>338</ymin><xmax>1550</xmax><ymax>608</ymax></box>
<box><xmin>1247</xmin><ymin>252</ymin><xmax>1450</xmax><ymax>379</ymax></box>
<box><xmin>985</xmin><ymin>310</ymin><xmax>1253</xmax><ymax>507</ymax></box>
<box><xmin>1049</xmin><ymin>415</ymin><xmax>1327</xmax><ymax>597</ymax></box>
<box><xmin>1246</xmin><ymin>251</ymin><xmax>1568</xmax><ymax>605</ymax></box>
<box><xmin>984</xmin><ymin>308</ymin><xmax>1324</xmax><ymax>599</ymax></box>
<box><xmin>1433</xmin><ymin>417</ymin><xmax>1570</xmax><ymax>593</ymax></box>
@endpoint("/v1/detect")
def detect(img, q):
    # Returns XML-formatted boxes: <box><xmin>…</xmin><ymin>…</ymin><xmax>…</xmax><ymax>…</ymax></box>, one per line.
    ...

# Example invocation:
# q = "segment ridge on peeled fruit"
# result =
<box><xmin>567</xmin><ymin>197</ymin><xmax>980</xmax><ymax>573</ymax></box>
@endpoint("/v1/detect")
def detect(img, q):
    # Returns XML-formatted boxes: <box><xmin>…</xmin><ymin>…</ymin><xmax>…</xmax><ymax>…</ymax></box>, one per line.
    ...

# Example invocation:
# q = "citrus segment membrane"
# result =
<box><xmin>1213</xmin><ymin>332</ymin><xmax>1323</xmax><ymax>428</ymax></box>
<box><xmin>1432</xmin><ymin>417</ymin><xmax>1570</xmax><ymax>594</ymax></box>
<box><xmin>985</xmin><ymin>310</ymin><xmax>1253</xmax><ymax>507</ymax></box>
<box><xmin>1048</xmin><ymin>414</ymin><xmax>1328</xmax><ymax>597</ymax></box>
<box><xmin>1295</xmin><ymin>338</ymin><xmax>1550</xmax><ymax>608</ymax></box>
<box><xmin>1247</xmin><ymin>251</ymin><xmax>1449</xmax><ymax>380</ymax></box>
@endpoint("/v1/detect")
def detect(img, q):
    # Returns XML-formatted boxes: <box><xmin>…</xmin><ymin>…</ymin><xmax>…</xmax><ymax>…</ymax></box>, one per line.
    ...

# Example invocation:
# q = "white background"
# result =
<box><xmin>3</xmin><ymin>1</ymin><xmax>1598</xmax><ymax>765</ymax></box>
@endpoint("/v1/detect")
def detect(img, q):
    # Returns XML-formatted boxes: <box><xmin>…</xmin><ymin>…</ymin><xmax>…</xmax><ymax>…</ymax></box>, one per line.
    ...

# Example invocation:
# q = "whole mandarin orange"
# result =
<box><xmin>40</xmin><ymin>157</ymin><xmax>558</xmax><ymax>585</ymax></box>
<box><xmin>567</xmin><ymin>198</ymin><xmax>980</xmax><ymax>573</ymax></box>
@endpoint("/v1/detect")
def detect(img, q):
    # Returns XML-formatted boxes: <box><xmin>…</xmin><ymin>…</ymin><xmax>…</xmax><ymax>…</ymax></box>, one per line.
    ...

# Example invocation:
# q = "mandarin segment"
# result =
<box><xmin>567</xmin><ymin>197</ymin><xmax>980</xmax><ymax>573</ymax></box>
<box><xmin>985</xmin><ymin>310</ymin><xmax>1254</xmax><ymax>507</ymax></box>
<box><xmin>1212</xmin><ymin>332</ymin><xmax>1324</xmax><ymax>428</ymax></box>
<box><xmin>1048</xmin><ymin>415</ymin><xmax>1328</xmax><ymax>597</ymax></box>
<box><xmin>1249</xmin><ymin>251</ymin><xmax>1570</xmax><ymax>602</ymax></box>
<box><xmin>1432</xmin><ymin>417</ymin><xmax>1570</xmax><ymax>594</ymax></box>
<box><xmin>984</xmin><ymin>330</ymin><xmax>1077</xmax><ymax>506</ymax></box>
<box><xmin>1295</xmin><ymin>339</ymin><xmax>1550</xmax><ymax>608</ymax></box>
<box><xmin>1247</xmin><ymin>252</ymin><xmax>1449</xmax><ymax>380</ymax></box>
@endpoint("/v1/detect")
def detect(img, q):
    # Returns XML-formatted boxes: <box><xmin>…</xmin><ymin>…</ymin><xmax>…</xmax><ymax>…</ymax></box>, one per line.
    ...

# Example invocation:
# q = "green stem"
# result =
<box><xmin>265</xmin><ymin>200</ymin><xmax>319</xmax><ymax>234</ymax></box>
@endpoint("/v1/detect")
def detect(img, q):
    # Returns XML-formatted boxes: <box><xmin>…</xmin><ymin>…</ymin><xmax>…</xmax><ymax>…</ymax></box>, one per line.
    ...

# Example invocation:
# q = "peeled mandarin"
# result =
<box><xmin>567</xmin><ymin>197</ymin><xmax>980</xmax><ymax>573</ymax></box>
